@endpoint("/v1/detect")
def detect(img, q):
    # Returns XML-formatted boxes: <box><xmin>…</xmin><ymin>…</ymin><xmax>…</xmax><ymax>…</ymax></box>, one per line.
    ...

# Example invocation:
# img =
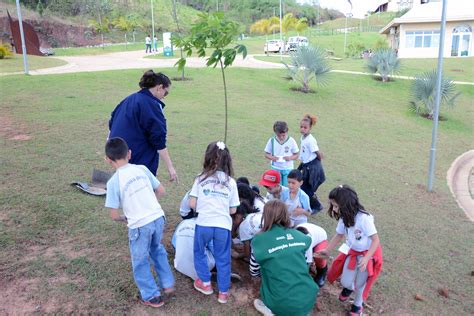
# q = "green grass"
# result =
<box><xmin>0</xmin><ymin>54</ymin><xmax>67</xmax><ymax>73</ymax></box>
<box><xmin>317</xmin><ymin>12</ymin><xmax>396</xmax><ymax>30</ymax></box>
<box><xmin>254</xmin><ymin>55</ymin><xmax>474</xmax><ymax>83</ymax></box>
<box><xmin>52</xmin><ymin>42</ymin><xmax>153</xmax><ymax>56</ymax></box>
<box><xmin>1</xmin><ymin>68</ymin><xmax>473</xmax><ymax>314</ymax></box>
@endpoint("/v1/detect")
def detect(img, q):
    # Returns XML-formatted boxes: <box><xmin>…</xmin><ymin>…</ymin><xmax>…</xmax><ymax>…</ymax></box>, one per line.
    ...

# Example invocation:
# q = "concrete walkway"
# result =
<box><xmin>3</xmin><ymin>50</ymin><xmax>473</xmax><ymax>86</ymax></box>
<box><xmin>447</xmin><ymin>150</ymin><xmax>474</xmax><ymax>221</ymax></box>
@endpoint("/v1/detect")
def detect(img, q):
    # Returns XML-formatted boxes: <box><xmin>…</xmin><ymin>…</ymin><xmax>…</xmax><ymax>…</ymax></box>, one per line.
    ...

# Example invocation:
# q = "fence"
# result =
<box><xmin>307</xmin><ymin>25</ymin><xmax>384</xmax><ymax>37</ymax></box>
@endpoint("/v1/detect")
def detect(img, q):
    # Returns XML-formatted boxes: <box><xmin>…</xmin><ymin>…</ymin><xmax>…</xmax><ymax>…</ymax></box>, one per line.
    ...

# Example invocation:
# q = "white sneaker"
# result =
<box><xmin>254</xmin><ymin>299</ymin><xmax>274</xmax><ymax>316</ymax></box>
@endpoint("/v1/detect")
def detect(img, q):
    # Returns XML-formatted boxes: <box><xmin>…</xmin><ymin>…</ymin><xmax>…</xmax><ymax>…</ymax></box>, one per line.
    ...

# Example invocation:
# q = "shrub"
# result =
<box><xmin>0</xmin><ymin>44</ymin><xmax>13</xmax><ymax>59</ymax></box>
<box><xmin>374</xmin><ymin>38</ymin><xmax>389</xmax><ymax>50</ymax></box>
<box><xmin>410</xmin><ymin>70</ymin><xmax>460</xmax><ymax>119</ymax></box>
<box><xmin>284</xmin><ymin>45</ymin><xmax>331</xmax><ymax>93</ymax></box>
<box><xmin>345</xmin><ymin>42</ymin><xmax>366</xmax><ymax>58</ymax></box>
<box><xmin>366</xmin><ymin>48</ymin><xmax>400</xmax><ymax>82</ymax></box>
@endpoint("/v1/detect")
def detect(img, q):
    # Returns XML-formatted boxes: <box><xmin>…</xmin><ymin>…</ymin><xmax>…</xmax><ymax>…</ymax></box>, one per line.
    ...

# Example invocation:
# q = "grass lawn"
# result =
<box><xmin>0</xmin><ymin>54</ymin><xmax>67</xmax><ymax>73</ymax></box>
<box><xmin>52</xmin><ymin>42</ymin><xmax>153</xmax><ymax>56</ymax></box>
<box><xmin>254</xmin><ymin>55</ymin><xmax>474</xmax><ymax>83</ymax></box>
<box><xmin>1</xmin><ymin>68</ymin><xmax>473</xmax><ymax>314</ymax></box>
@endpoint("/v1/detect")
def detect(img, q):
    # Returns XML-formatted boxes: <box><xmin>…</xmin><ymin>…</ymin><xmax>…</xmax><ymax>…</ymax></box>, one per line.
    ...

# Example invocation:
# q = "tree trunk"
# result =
<box><xmin>219</xmin><ymin>59</ymin><xmax>228</xmax><ymax>143</ymax></box>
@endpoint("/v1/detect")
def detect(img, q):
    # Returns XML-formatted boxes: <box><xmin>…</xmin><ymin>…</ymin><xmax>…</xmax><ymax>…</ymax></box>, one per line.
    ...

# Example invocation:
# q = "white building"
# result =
<box><xmin>380</xmin><ymin>0</ymin><xmax>473</xmax><ymax>58</ymax></box>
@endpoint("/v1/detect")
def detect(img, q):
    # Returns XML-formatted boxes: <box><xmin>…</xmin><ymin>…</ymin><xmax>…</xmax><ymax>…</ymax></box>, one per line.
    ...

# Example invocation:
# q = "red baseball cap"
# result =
<box><xmin>259</xmin><ymin>170</ymin><xmax>281</xmax><ymax>187</ymax></box>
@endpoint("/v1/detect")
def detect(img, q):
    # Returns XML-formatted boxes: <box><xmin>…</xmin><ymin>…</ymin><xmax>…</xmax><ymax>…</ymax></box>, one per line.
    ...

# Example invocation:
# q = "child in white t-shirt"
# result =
<box><xmin>295</xmin><ymin>223</ymin><xmax>328</xmax><ymax>287</ymax></box>
<box><xmin>104</xmin><ymin>137</ymin><xmax>174</xmax><ymax>308</ymax></box>
<box><xmin>317</xmin><ymin>185</ymin><xmax>382</xmax><ymax>316</ymax></box>
<box><xmin>264</xmin><ymin>121</ymin><xmax>299</xmax><ymax>187</ymax></box>
<box><xmin>189</xmin><ymin>141</ymin><xmax>240</xmax><ymax>304</ymax></box>
<box><xmin>298</xmin><ymin>113</ymin><xmax>326</xmax><ymax>214</ymax></box>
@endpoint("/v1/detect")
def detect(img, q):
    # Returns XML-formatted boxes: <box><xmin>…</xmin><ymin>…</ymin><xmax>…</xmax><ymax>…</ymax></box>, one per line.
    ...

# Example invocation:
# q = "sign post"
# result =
<box><xmin>163</xmin><ymin>32</ymin><xmax>173</xmax><ymax>57</ymax></box>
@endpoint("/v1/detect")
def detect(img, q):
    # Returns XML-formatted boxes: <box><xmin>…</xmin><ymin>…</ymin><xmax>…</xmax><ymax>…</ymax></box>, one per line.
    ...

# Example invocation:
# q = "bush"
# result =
<box><xmin>366</xmin><ymin>48</ymin><xmax>400</xmax><ymax>82</ymax></box>
<box><xmin>410</xmin><ymin>70</ymin><xmax>460</xmax><ymax>119</ymax></box>
<box><xmin>284</xmin><ymin>45</ymin><xmax>331</xmax><ymax>93</ymax></box>
<box><xmin>345</xmin><ymin>42</ymin><xmax>366</xmax><ymax>58</ymax></box>
<box><xmin>375</xmin><ymin>38</ymin><xmax>389</xmax><ymax>50</ymax></box>
<box><xmin>0</xmin><ymin>44</ymin><xmax>13</xmax><ymax>59</ymax></box>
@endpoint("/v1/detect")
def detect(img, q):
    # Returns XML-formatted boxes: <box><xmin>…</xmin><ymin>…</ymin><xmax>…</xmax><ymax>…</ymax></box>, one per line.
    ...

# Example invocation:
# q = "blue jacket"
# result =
<box><xmin>109</xmin><ymin>89</ymin><xmax>167</xmax><ymax>174</ymax></box>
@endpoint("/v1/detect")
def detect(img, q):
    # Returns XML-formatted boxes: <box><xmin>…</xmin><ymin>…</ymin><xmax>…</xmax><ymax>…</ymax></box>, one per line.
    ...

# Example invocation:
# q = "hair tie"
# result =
<box><xmin>338</xmin><ymin>184</ymin><xmax>343</xmax><ymax>188</ymax></box>
<box><xmin>216</xmin><ymin>141</ymin><xmax>226</xmax><ymax>150</ymax></box>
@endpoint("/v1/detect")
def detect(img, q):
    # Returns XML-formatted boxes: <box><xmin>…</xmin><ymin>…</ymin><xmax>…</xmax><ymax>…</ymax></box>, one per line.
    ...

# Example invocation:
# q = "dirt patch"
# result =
<box><xmin>0</xmin><ymin>114</ymin><xmax>33</xmax><ymax>141</ymax></box>
<box><xmin>0</xmin><ymin>277</ymin><xmax>42</xmax><ymax>314</ymax></box>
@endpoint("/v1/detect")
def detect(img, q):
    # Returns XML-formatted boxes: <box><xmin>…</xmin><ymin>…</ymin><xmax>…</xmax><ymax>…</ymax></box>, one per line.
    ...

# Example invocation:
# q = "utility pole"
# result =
<box><xmin>279</xmin><ymin>0</ymin><xmax>283</xmax><ymax>61</ymax></box>
<box><xmin>15</xmin><ymin>0</ymin><xmax>29</xmax><ymax>74</ymax></box>
<box><xmin>150</xmin><ymin>0</ymin><xmax>155</xmax><ymax>45</ymax></box>
<box><xmin>427</xmin><ymin>0</ymin><xmax>448</xmax><ymax>191</ymax></box>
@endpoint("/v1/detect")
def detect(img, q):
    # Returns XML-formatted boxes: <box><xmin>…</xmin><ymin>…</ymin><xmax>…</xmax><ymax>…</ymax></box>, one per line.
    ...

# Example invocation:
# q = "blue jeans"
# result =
<box><xmin>194</xmin><ymin>225</ymin><xmax>231</xmax><ymax>292</ymax></box>
<box><xmin>128</xmin><ymin>217</ymin><xmax>175</xmax><ymax>301</ymax></box>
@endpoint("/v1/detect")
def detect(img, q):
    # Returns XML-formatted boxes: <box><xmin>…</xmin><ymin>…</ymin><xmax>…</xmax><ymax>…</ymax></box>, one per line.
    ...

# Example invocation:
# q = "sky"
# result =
<box><xmin>297</xmin><ymin>0</ymin><xmax>383</xmax><ymax>18</ymax></box>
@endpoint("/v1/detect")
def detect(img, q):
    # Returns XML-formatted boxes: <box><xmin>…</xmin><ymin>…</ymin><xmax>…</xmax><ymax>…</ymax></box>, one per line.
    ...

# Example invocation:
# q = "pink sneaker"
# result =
<box><xmin>163</xmin><ymin>287</ymin><xmax>175</xmax><ymax>294</ymax></box>
<box><xmin>218</xmin><ymin>292</ymin><xmax>229</xmax><ymax>304</ymax></box>
<box><xmin>194</xmin><ymin>279</ymin><xmax>213</xmax><ymax>295</ymax></box>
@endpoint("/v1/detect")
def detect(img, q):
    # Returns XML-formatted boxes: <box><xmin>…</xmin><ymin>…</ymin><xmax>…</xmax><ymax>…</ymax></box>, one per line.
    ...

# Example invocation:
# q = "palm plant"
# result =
<box><xmin>410</xmin><ymin>70</ymin><xmax>460</xmax><ymax>119</ymax></box>
<box><xmin>283</xmin><ymin>45</ymin><xmax>331</xmax><ymax>93</ymax></box>
<box><xmin>295</xmin><ymin>17</ymin><xmax>308</xmax><ymax>35</ymax></box>
<box><xmin>366</xmin><ymin>48</ymin><xmax>400</xmax><ymax>82</ymax></box>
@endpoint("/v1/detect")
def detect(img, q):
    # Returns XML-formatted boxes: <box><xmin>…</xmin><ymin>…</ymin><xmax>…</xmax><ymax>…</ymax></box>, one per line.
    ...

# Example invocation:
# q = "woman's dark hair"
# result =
<box><xmin>261</xmin><ymin>200</ymin><xmax>291</xmax><ymax>232</ymax></box>
<box><xmin>237</xmin><ymin>184</ymin><xmax>262</xmax><ymax>214</ymax></box>
<box><xmin>200</xmin><ymin>141</ymin><xmax>233</xmax><ymax>182</ymax></box>
<box><xmin>236</xmin><ymin>177</ymin><xmax>250</xmax><ymax>185</ymax></box>
<box><xmin>139</xmin><ymin>70</ymin><xmax>171</xmax><ymax>89</ymax></box>
<box><xmin>328</xmin><ymin>185</ymin><xmax>366</xmax><ymax>228</ymax></box>
<box><xmin>288</xmin><ymin>169</ymin><xmax>303</xmax><ymax>182</ymax></box>
<box><xmin>105</xmin><ymin>137</ymin><xmax>128</xmax><ymax>161</ymax></box>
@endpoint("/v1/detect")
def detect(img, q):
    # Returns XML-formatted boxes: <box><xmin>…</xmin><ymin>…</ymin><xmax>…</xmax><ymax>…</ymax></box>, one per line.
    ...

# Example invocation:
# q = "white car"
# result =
<box><xmin>264</xmin><ymin>40</ymin><xmax>284</xmax><ymax>53</ymax></box>
<box><xmin>286</xmin><ymin>36</ymin><xmax>309</xmax><ymax>52</ymax></box>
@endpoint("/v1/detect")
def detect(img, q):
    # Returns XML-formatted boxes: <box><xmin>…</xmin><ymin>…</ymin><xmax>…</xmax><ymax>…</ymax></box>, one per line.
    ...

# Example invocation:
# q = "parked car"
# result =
<box><xmin>286</xmin><ymin>36</ymin><xmax>309</xmax><ymax>52</ymax></box>
<box><xmin>264</xmin><ymin>39</ymin><xmax>284</xmax><ymax>54</ymax></box>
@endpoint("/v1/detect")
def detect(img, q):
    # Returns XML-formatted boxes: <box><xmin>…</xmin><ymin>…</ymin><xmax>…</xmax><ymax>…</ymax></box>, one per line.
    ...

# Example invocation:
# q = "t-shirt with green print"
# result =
<box><xmin>251</xmin><ymin>225</ymin><xmax>319</xmax><ymax>316</ymax></box>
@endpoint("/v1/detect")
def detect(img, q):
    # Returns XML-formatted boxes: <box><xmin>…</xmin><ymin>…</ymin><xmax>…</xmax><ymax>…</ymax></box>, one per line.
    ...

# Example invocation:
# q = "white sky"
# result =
<box><xmin>297</xmin><ymin>0</ymin><xmax>382</xmax><ymax>18</ymax></box>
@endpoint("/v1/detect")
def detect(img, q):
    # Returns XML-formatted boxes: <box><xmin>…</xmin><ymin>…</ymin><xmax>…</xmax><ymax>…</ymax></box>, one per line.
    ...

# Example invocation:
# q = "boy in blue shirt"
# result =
<box><xmin>104</xmin><ymin>137</ymin><xmax>175</xmax><ymax>308</ymax></box>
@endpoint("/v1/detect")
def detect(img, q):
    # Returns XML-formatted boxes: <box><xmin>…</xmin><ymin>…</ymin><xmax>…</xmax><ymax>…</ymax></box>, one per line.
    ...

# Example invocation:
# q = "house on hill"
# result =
<box><xmin>380</xmin><ymin>0</ymin><xmax>473</xmax><ymax>58</ymax></box>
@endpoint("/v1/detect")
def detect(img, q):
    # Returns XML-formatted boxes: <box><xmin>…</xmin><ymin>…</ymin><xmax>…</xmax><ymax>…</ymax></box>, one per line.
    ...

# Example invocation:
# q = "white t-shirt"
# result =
<box><xmin>296</xmin><ymin>223</ymin><xmax>327</xmax><ymax>263</ymax></box>
<box><xmin>105</xmin><ymin>164</ymin><xmax>164</xmax><ymax>229</ymax></box>
<box><xmin>190</xmin><ymin>171</ymin><xmax>240</xmax><ymax>231</ymax></box>
<box><xmin>336</xmin><ymin>212</ymin><xmax>377</xmax><ymax>252</ymax></box>
<box><xmin>254</xmin><ymin>197</ymin><xmax>267</xmax><ymax>213</ymax></box>
<box><xmin>299</xmin><ymin>134</ymin><xmax>319</xmax><ymax>164</ymax></box>
<box><xmin>239</xmin><ymin>212</ymin><xmax>264</xmax><ymax>242</ymax></box>
<box><xmin>264</xmin><ymin>136</ymin><xmax>299</xmax><ymax>170</ymax></box>
<box><xmin>172</xmin><ymin>218</ymin><xmax>215</xmax><ymax>280</ymax></box>
<box><xmin>145</xmin><ymin>36</ymin><xmax>152</xmax><ymax>44</ymax></box>
<box><xmin>179</xmin><ymin>190</ymin><xmax>192</xmax><ymax>217</ymax></box>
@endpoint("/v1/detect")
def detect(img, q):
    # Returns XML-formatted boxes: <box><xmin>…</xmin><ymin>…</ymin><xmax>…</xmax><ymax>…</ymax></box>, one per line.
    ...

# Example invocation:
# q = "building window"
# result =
<box><xmin>406</xmin><ymin>30</ymin><xmax>440</xmax><ymax>48</ymax></box>
<box><xmin>452</xmin><ymin>25</ymin><xmax>471</xmax><ymax>57</ymax></box>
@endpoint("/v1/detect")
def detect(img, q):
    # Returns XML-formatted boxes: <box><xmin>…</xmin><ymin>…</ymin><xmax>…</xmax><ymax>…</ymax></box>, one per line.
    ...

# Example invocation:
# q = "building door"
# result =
<box><xmin>451</xmin><ymin>25</ymin><xmax>472</xmax><ymax>57</ymax></box>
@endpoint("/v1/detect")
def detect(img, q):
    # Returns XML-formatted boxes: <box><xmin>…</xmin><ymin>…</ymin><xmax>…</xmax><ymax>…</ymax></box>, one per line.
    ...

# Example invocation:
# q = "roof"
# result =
<box><xmin>380</xmin><ymin>1</ymin><xmax>474</xmax><ymax>34</ymax></box>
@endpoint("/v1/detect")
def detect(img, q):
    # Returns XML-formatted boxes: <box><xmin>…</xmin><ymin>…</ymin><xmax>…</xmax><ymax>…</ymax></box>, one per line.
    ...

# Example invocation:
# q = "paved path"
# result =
<box><xmin>447</xmin><ymin>150</ymin><xmax>474</xmax><ymax>221</ymax></box>
<box><xmin>3</xmin><ymin>50</ymin><xmax>473</xmax><ymax>86</ymax></box>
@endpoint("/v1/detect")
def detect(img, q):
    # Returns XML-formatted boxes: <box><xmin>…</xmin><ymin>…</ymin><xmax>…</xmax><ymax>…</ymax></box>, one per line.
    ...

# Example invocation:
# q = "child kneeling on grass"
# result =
<box><xmin>104</xmin><ymin>137</ymin><xmax>175</xmax><ymax>308</ymax></box>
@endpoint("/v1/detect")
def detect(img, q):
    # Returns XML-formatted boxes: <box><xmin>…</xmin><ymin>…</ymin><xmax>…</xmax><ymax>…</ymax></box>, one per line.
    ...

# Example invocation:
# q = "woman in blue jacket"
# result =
<box><xmin>109</xmin><ymin>70</ymin><xmax>178</xmax><ymax>182</ymax></box>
